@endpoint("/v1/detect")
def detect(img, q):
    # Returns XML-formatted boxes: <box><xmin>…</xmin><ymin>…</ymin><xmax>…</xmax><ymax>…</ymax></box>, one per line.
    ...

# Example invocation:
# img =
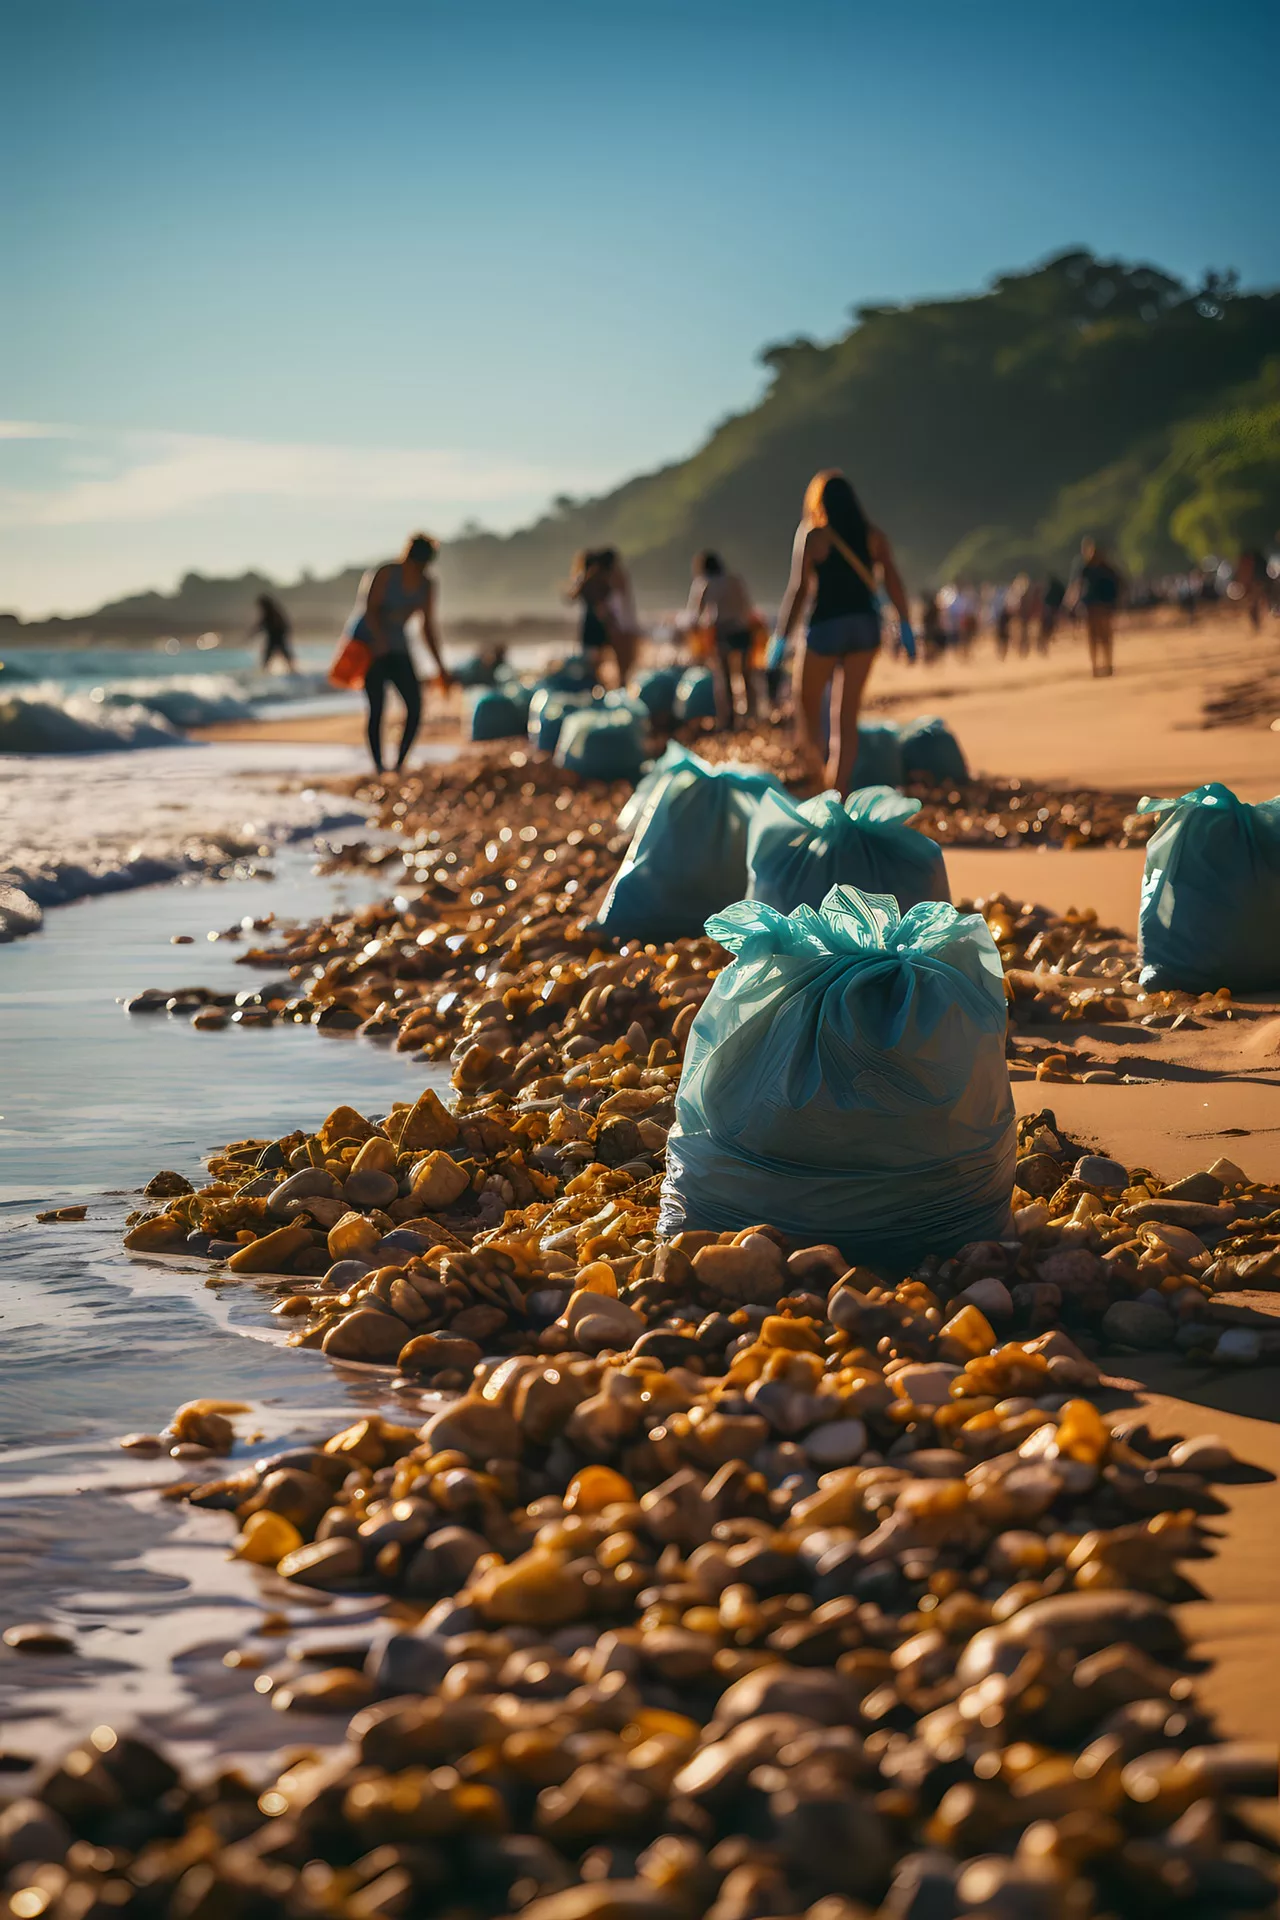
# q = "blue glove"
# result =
<box><xmin>765</xmin><ymin>633</ymin><xmax>788</xmax><ymax>672</ymax></box>
<box><xmin>898</xmin><ymin>620</ymin><xmax>917</xmax><ymax>662</ymax></box>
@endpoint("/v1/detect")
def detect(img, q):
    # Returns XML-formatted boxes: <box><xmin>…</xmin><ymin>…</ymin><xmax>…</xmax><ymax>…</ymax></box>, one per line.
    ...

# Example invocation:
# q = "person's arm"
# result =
<box><xmin>421</xmin><ymin>578</ymin><xmax>450</xmax><ymax>685</ymax></box>
<box><xmin>869</xmin><ymin>527</ymin><xmax>910</xmax><ymax>623</ymax></box>
<box><xmin>775</xmin><ymin>525</ymin><xmax>815</xmax><ymax>638</ymax></box>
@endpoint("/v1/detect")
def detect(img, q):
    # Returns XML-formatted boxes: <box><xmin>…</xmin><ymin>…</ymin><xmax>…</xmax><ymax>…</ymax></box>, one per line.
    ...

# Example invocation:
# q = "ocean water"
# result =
<box><xmin>0</xmin><ymin>639</ymin><xmax>355</xmax><ymax>752</ymax></box>
<box><xmin>0</xmin><ymin>852</ymin><xmax>453</xmax><ymax>1770</ymax></box>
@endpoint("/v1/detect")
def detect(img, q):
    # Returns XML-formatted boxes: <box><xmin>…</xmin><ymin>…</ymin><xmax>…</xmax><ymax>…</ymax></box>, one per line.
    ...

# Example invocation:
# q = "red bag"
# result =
<box><xmin>328</xmin><ymin>634</ymin><xmax>371</xmax><ymax>690</ymax></box>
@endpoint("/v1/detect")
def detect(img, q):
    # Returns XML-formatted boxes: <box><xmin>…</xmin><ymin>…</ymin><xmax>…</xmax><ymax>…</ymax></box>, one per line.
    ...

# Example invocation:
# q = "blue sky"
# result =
<box><xmin>2</xmin><ymin>0</ymin><xmax>1277</xmax><ymax>615</ymax></box>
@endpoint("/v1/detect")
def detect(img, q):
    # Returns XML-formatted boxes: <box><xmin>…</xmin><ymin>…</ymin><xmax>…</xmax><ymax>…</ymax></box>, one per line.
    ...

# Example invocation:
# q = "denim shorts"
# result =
<box><xmin>805</xmin><ymin>612</ymin><xmax>881</xmax><ymax>658</ymax></box>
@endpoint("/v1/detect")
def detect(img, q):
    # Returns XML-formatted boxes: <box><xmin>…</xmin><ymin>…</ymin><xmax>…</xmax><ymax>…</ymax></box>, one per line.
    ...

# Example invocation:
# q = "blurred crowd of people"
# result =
<box><xmin>916</xmin><ymin>541</ymin><xmax>1279</xmax><ymax>672</ymax></box>
<box><xmin>346</xmin><ymin>503</ymin><xmax>1278</xmax><ymax>784</ymax></box>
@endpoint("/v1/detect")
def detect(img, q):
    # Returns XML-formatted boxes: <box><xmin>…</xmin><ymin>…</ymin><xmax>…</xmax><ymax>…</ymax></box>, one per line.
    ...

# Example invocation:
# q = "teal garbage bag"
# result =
<box><xmin>554</xmin><ymin>705</ymin><xmax>646</xmax><ymax>781</ymax></box>
<box><xmin>527</xmin><ymin>688</ymin><xmax>590</xmax><ymax>755</ymax></box>
<box><xmin>453</xmin><ymin>654</ymin><xmax>500</xmax><ymax>688</ymax></box>
<box><xmin>658</xmin><ymin>884</ymin><xmax>1016</xmax><ymax>1270</ymax></box>
<box><xmin>747</xmin><ymin>786</ymin><xmax>949</xmax><ymax>916</ymax></box>
<box><xmin>468</xmin><ymin>688</ymin><xmax>528</xmax><ymax>741</ymax></box>
<box><xmin>600</xmin><ymin>690</ymin><xmax>650</xmax><ymax>725</ymax></box>
<box><xmin>675</xmin><ymin>666</ymin><xmax>717</xmax><ymax>721</ymax></box>
<box><xmin>851</xmin><ymin>720</ymin><xmax>905</xmax><ymax>788</ymax></box>
<box><xmin>537</xmin><ymin>656</ymin><xmax>596</xmax><ymax>694</ymax></box>
<box><xmin>634</xmin><ymin>666</ymin><xmax>683</xmax><ymax>722</ymax></box>
<box><xmin>817</xmin><ymin>705</ymin><xmax>903</xmax><ymax>788</ymax></box>
<box><xmin>597</xmin><ymin>743</ymin><xmax>781</xmax><ymax>940</ymax></box>
<box><xmin>1137</xmin><ymin>783</ymin><xmax>1280</xmax><ymax>992</ymax></box>
<box><xmin>899</xmin><ymin>715</ymin><xmax>968</xmax><ymax>784</ymax></box>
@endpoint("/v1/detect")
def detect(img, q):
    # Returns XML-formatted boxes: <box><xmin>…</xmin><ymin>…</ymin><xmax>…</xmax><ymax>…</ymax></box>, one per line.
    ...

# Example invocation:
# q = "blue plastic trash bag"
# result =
<box><xmin>453</xmin><ymin>653</ymin><xmax>501</xmax><ymax>688</ymax></box>
<box><xmin>815</xmin><ymin>700</ymin><xmax>903</xmax><ymax>789</ymax></box>
<box><xmin>747</xmin><ymin>786</ymin><xmax>949</xmax><ymax>916</ymax></box>
<box><xmin>597</xmin><ymin>743</ymin><xmax>781</xmax><ymax>940</ymax></box>
<box><xmin>675</xmin><ymin>666</ymin><xmax>717</xmax><ymax>722</ymax></box>
<box><xmin>600</xmin><ymin>690</ymin><xmax>650</xmax><ymax>724</ymax></box>
<box><xmin>1137</xmin><ymin>783</ymin><xmax>1280</xmax><ymax>992</ymax></box>
<box><xmin>659</xmin><ymin>885</ymin><xmax>1016</xmax><ymax>1269</ymax></box>
<box><xmin>633</xmin><ymin>666</ymin><xmax>683</xmax><ymax>722</ymax></box>
<box><xmin>537</xmin><ymin>656</ymin><xmax>597</xmax><ymax>695</ymax></box>
<box><xmin>527</xmin><ymin>687</ymin><xmax>590</xmax><ymax>755</ymax></box>
<box><xmin>468</xmin><ymin>688</ymin><xmax>528</xmax><ymax>741</ymax></box>
<box><xmin>898</xmin><ymin>714</ymin><xmax>968</xmax><ymax>784</ymax></box>
<box><xmin>554</xmin><ymin>705</ymin><xmax>646</xmax><ymax>782</ymax></box>
<box><xmin>850</xmin><ymin>720</ymin><xmax>904</xmax><ymax>789</ymax></box>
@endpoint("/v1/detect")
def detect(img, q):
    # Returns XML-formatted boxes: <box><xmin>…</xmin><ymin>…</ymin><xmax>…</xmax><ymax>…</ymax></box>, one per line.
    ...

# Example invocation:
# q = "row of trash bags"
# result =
<box><xmin>1138</xmin><ymin>783</ymin><xmax>1280</xmax><ymax>992</ymax></box>
<box><xmin>834</xmin><ymin>713</ymin><xmax>969</xmax><ymax>788</ymax></box>
<box><xmin>596</xmin><ymin>744</ymin><xmax>950</xmax><ymax>940</ymax></box>
<box><xmin>658</xmin><ymin>884</ymin><xmax>1017</xmax><ymax>1269</ymax></box>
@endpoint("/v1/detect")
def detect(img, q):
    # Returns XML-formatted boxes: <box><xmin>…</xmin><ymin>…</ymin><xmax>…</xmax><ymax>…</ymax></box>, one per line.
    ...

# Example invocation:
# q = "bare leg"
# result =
<box><xmin>610</xmin><ymin>630</ymin><xmax>636</xmax><ymax>686</ymax></box>
<box><xmin>738</xmin><ymin>654</ymin><xmax>757</xmax><ymax>722</ymax></box>
<box><xmin>827</xmin><ymin>650</ymin><xmax>877</xmax><ymax>796</ymax></box>
<box><xmin>795</xmin><ymin>644</ymin><xmax>835</xmax><ymax>785</ymax></box>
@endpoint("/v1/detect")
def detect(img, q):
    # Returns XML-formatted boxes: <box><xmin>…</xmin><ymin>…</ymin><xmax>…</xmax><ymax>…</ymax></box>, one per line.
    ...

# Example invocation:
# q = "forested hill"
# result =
<box><xmin>14</xmin><ymin>250</ymin><xmax>1280</xmax><ymax>637</ymax></box>
<box><xmin>441</xmin><ymin>249</ymin><xmax>1280</xmax><ymax>605</ymax></box>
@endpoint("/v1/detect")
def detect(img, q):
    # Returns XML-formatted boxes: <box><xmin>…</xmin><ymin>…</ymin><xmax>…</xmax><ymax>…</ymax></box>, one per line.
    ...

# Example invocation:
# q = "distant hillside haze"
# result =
<box><xmin>12</xmin><ymin>249</ymin><xmax>1280</xmax><ymax>640</ymax></box>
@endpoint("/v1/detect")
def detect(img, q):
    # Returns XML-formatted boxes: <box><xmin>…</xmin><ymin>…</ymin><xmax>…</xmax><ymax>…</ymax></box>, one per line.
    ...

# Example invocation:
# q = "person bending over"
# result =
<box><xmin>252</xmin><ymin>593</ymin><xmax>295</xmax><ymax>672</ymax></box>
<box><xmin>343</xmin><ymin>533</ymin><xmax>451</xmax><ymax>772</ymax></box>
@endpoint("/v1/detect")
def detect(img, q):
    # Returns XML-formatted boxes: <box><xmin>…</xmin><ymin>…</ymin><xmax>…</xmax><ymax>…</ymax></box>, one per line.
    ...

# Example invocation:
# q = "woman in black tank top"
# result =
<box><xmin>775</xmin><ymin>469</ymin><xmax>912</xmax><ymax>796</ymax></box>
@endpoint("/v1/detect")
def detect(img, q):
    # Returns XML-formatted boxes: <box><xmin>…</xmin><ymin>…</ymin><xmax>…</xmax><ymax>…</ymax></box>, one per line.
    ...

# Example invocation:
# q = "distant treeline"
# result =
<box><xmin>10</xmin><ymin>248</ymin><xmax>1279</xmax><ymax>637</ymax></box>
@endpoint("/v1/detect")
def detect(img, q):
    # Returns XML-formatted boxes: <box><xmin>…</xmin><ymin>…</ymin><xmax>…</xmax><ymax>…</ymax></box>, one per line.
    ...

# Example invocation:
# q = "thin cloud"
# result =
<box><xmin>0</xmin><ymin>420</ymin><xmax>73</xmax><ymax>440</ymax></box>
<box><xmin>0</xmin><ymin>426</ymin><xmax>595</xmax><ymax>528</ymax></box>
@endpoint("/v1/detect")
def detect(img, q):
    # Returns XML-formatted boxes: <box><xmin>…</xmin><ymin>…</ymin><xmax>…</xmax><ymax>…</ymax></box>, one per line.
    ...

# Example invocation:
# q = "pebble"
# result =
<box><xmin>1101</xmin><ymin>1299</ymin><xmax>1176</xmax><ymax>1349</ymax></box>
<box><xmin>801</xmin><ymin>1417</ymin><xmax>867</xmax><ymax>1466</ymax></box>
<box><xmin>2</xmin><ymin>1623</ymin><xmax>73</xmax><ymax>1653</ymax></box>
<box><xmin>1074</xmin><ymin>1154</ymin><xmax>1128</xmax><ymax>1190</ymax></box>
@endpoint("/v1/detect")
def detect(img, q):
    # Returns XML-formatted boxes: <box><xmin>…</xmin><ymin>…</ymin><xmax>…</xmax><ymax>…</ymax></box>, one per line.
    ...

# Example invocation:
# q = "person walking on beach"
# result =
<box><xmin>1236</xmin><ymin>547</ymin><xmax>1270</xmax><ymax>632</ymax></box>
<box><xmin>920</xmin><ymin>589</ymin><xmax>947</xmax><ymax>663</ymax></box>
<box><xmin>343</xmin><ymin>533</ymin><xmax>451</xmax><ymax>773</ymax></box>
<box><xmin>687</xmin><ymin>550</ymin><xmax>757</xmax><ymax>729</ymax></box>
<box><xmin>1040</xmin><ymin>573</ymin><xmax>1066</xmax><ymax>649</ymax></box>
<box><xmin>774</xmin><ymin>469</ymin><xmax>912</xmax><ymax>795</ymax></box>
<box><xmin>252</xmin><ymin>593</ymin><xmax>295</xmax><ymax>672</ymax></box>
<box><xmin>601</xmin><ymin>548</ymin><xmax>640</xmax><ymax>682</ymax></box>
<box><xmin>569</xmin><ymin>549</ymin><xmax>616</xmax><ymax>684</ymax></box>
<box><xmin>1068</xmin><ymin>537</ymin><xmax>1124</xmax><ymax>677</ymax></box>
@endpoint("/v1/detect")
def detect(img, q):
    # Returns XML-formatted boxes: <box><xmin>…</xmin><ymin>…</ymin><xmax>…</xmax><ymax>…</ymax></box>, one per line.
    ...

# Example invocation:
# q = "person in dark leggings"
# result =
<box><xmin>252</xmin><ymin>593</ymin><xmax>295</xmax><ymax>671</ymax></box>
<box><xmin>342</xmin><ymin>533</ymin><xmax>451</xmax><ymax>772</ymax></box>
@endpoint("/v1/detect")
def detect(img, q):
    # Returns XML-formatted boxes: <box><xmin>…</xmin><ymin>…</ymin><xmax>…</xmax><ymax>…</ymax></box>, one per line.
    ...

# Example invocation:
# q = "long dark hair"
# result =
<box><xmin>804</xmin><ymin>469</ymin><xmax>870</xmax><ymax>557</ymax></box>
